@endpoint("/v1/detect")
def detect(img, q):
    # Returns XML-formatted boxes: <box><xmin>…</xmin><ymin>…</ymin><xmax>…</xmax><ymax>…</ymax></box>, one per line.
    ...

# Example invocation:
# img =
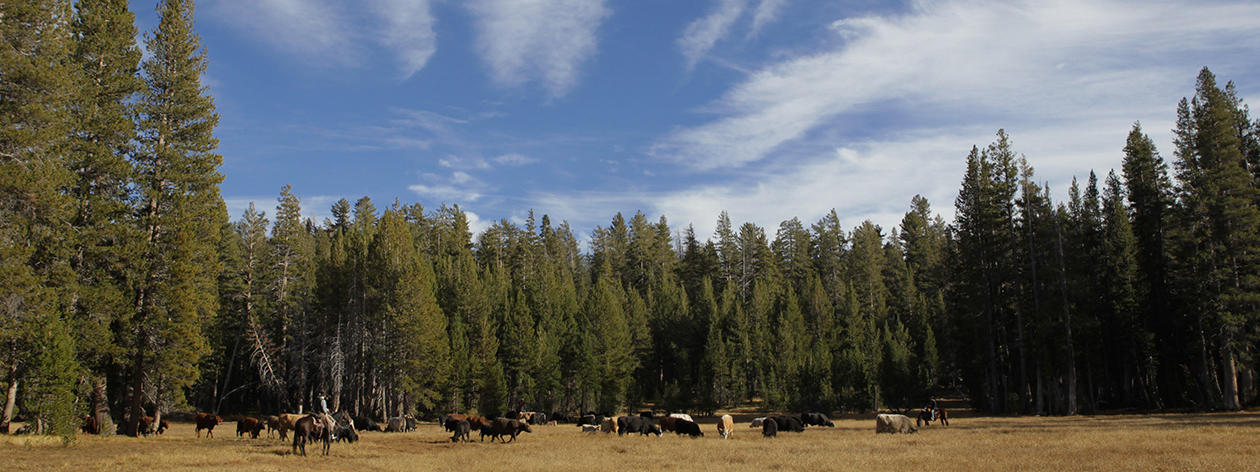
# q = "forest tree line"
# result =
<box><xmin>3</xmin><ymin>0</ymin><xmax>1260</xmax><ymax>440</ymax></box>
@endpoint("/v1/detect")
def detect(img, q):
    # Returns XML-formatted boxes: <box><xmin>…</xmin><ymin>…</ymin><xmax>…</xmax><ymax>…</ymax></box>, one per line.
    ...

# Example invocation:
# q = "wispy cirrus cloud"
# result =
<box><xmin>654</xmin><ymin>0</ymin><xmax>1260</xmax><ymax>171</ymax></box>
<box><xmin>679</xmin><ymin>0</ymin><xmax>748</xmax><ymax>70</ymax></box>
<box><xmin>207</xmin><ymin>0</ymin><xmax>437</xmax><ymax>78</ymax></box>
<box><xmin>410</xmin><ymin>171</ymin><xmax>488</xmax><ymax>203</ymax></box>
<box><xmin>467</xmin><ymin>0</ymin><xmax>612</xmax><ymax>98</ymax></box>
<box><xmin>678</xmin><ymin>0</ymin><xmax>790</xmax><ymax>70</ymax></box>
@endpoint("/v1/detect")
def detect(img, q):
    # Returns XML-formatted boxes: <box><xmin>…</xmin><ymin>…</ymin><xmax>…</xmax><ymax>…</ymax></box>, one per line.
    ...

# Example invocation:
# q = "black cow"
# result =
<box><xmin>451</xmin><ymin>419</ymin><xmax>471</xmax><ymax>442</ymax></box>
<box><xmin>576</xmin><ymin>414</ymin><xmax>598</xmax><ymax>426</ymax></box>
<box><xmin>801</xmin><ymin>412</ymin><xmax>834</xmax><ymax>427</ymax></box>
<box><xmin>675</xmin><ymin>419</ymin><xmax>704</xmax><ymax>437</ymax></box>
<box><xmin>355</xmin><ymin>416</ymin><xmax>382</xmax><ymax>432</ymax></box>
<box><xmin>763</xmin><ymin>418</ymin><xmax>778</xmax><ymax>438</ymax></box>
<box><xmin>405</xmin><ymin>416</ymin><xmax>417</xmax><ymax>432</ymax></box>
<box><xmin>550</xmin><ymin>412</ymin><xmax>570</xmax><ymax>424</ymax></box>
<box><xmin>528</xmin><ymin>412</ymin><xmax>548</xmax><ymax>425</ymax></box>
<box><xmin>617</xmin><ymin>416</ymin><xmax>662</xmax><ymax>436</ymax></box>
<box><xmin>772</xmin><ymin>416</ymin><xmax>805</xmax><ymax>432</ymax></box>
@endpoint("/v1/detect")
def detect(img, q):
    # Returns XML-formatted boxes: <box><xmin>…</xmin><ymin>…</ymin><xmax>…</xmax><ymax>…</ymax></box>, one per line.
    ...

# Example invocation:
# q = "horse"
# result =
<box><xmin>292</xmin><ymin>414</ymin><xmax>331</xmax><ymax>456</ymax></box>
<box><xmin>331</xmin><ymin>411</ymin><xmax>359</xmax><ymax>443</ymax></box>
<box><xmin>917</xmin><ymin>408</ymin><xmax>949</xmax><ymax>427</ymax></box>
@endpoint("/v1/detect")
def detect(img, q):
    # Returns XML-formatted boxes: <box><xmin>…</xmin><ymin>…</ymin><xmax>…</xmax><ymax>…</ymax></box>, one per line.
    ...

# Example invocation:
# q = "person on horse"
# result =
<box><xmin>319</xmin><ymin>393</ymin><xmax>336</xmax><ymax>440</ymax></box>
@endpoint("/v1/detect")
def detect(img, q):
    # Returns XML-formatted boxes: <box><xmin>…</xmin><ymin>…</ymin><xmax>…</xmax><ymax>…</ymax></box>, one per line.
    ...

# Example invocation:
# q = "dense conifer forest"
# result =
<box><xmin>3</xmin><ymin>0</ymin><xmax>1259</xmax><ymax>439</ymax></box>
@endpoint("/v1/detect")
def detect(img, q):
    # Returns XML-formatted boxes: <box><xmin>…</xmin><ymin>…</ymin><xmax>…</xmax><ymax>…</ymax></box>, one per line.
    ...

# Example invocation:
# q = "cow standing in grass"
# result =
<box><xmin>717</xmin><ymin>415</ymin><xmax>734</xmax><ymax>439</ymax></box>
<box><xmin>195</xmin><ymin>413</ymin><xmax>223</xmax><ymax>438</ymax></box>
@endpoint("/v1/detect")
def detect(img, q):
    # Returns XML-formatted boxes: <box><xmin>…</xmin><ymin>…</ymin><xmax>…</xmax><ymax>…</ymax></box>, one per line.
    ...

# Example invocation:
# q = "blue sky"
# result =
<box><xmin>130</xmin><ymin>0</ymin><xmax>1260</xmax><ymax>243</ymax></box>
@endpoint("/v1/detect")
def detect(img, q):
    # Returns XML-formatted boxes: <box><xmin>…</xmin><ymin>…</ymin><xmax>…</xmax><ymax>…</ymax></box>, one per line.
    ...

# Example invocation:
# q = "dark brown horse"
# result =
<box><xmin>916</xmin><ymin>408</ymin><xmax>949</xmax><ymax>427</ymax></box>
<box><xmin>292</xmin><ymin>414</ymin><xmax>330</xmax><ymax>456</ymax></box>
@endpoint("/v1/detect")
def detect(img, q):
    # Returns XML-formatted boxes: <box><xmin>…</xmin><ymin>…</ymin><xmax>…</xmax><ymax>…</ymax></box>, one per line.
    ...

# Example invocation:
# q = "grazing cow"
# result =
<box><xmin>80</xmin><ymin>415</ymin><xmax>100</xmax><ymax>435</ymax></box>
<box><xmin>750</xmin><ymin>417</ymin><xmax>766</xmax><ymax>428</ymax></box>
<box><xmin>266</xmin><ymin>416</ymin><xmax>281</xmax><ymax>438</ymax></box>
<box><xmin>801</xmin><ymin>412</ymin><xmax>835</xmax><ymax>427</ymax></box>
<box><xmin>917</xmin><ymin>408</ymin><xmax>949</xmax><ymax>427</ymax></box>
<box><xmin>278</xmin><ymin>413</ymin><xmax>306</xmax><ymax>440</ymax></box>
<box><xmin>581</xmin><ymin>424</ymin><xmax>600</xmax><ymax>434</ymax></box>
<box><xmin>617</xmin><ymin>416</ymin><xmax>662</xmax><ymax>437</ymax></box>
<box><xmin>195</xmin><ymin>413</ymin><xmax>223</xmax><ymax>438</ymax></box>
<box><xmin>659</xmin><ymin>416</ymin><xmax>678</xmax><ymax>433</ymax></box>
<box><xmin>762</xmin><ymin>418</ymin><xmax>778</xmax><ymax>438</ymax></box>
<box><xmin>486</xmin><ymin>418</ymin><xmax>532</xmax><ymax>443</ymax></box>
<box><xmin>292</xmin><ymin>414</ymin><xmax>330</xmax><ymax>456</ymax></box>
<box><xmin>354</xmin><ymin>416</ymin><xmax>381</xmax><ymax>432</ymax></box>
<box><xmin>668</xmin><ymin>413</ymin><xmax>694</xmax><ymax>422</ymax></box>
<box><xmin>675</xmin><ymin>419</ymin><xmax>704</xmax><ymax>438</ymax></box>
<box><xmin>156</xmin><ymin>420</ymin><xmax>169</xmax><ymax>435</ymax></box>
<box><xmin>385</xmin><ymin>417</ymin><xmax>405</xmax><ymax>432</ymax></box>
<box><xmin>717</xmin><ymin>415</ymin><xmax>734</xmax><ymax>439</ymax></box>
<box><xmin>237</xmin><ymin>417</ymin><xmax>264</xmax><ymax>439</ymax></box>
<box><xmin>451</xmin><ymin>420</ymin><xmax>471</xmax><ymax>443</ymax></box>
<box><xmin>875</xmin><ymin>414</ymin><xmax>917</xmax><ymax>434</ymax></box>
<box><xmin>771</xmin><ymin>416</ymin><xmax>805</xmax><ymax>433</ymax></box>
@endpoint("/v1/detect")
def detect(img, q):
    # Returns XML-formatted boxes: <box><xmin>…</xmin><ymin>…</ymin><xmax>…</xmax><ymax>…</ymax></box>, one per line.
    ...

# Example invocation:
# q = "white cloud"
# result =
<box><xmin>467</xmin><ymin>0</ymin><xmax>612</xmax><ymax>98</ymax></box>
<box><xmin>494</xmin><ymin>153</ymin><xmax>537</xmax><ymax>166</ymax></box>
<box><xmin>410</xmin><ymin>172</ymin><xmax>487</xmax><ymax>203</ymax></box>
<box><xmin>369</xmin><ymin>0</ymin><xmax>438</xmax><ymax>79</ymax></box>
<box><xmin>208</xmin><ymin>0</ymin><xmax>438</xmax><ymax>78</ymax></box>
<box><xmin>208</xmin><ymin>0</ymin><xmax>355</xmax><ymax>65</ymax></box>
<box><xmin>749</xmin><ymin>0</ymin><xmax>788</xmax><ymax>38</ymax></box>
<box><xmin>654</xmin><ymin>0</ymin><xmax>1260</xmax><ymax>171</ymax></box>
<box><xmin>678</xmin><ymin>0</ymin><xmax>748</xmax><ymax>70</ymax></box>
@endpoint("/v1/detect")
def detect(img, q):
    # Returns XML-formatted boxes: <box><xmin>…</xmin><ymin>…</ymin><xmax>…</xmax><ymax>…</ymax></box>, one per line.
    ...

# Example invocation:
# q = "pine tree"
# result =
<box><xmin>1</xmin><ymin>0</ymin><xmax>81</xmax><ymax>436</ymax></box>
<box><xmin>66</xmin><ymin>0</ymin><xmax>143</xmax><ymax>435</ymax></box>
<box><xmin>125</xmin><ymin>0</ymin><xmax>225</xmax><ymax>435</ymax></box>
<box><xmin>1170</xmin><ymin>68</ymin><xmax>1260</xmax><ymax>410</ymax></box>
<box><xmin>1121</xmin><ymin>122</ymin><xmax>1176</xmax><ymax>406</ymax></box>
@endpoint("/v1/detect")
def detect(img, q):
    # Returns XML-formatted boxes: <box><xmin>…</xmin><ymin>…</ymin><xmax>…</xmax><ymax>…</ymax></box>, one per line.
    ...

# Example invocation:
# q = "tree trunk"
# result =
<box><xmin>1221</xmin><ymin>343</ymin><xmax>1241</xmax><ymax>410</ymax></box>
<box><xmin>1055</xmin><ymin>221</ymin><xmax>1078</xmax><ymax>415</ymax></box>
<box><xmin>92</xmin><ymin>375</ymin><xmax>111</xmax><ymax>436</ymax></box>
<box><xmin>126</xmin><ymin>352</ymin><xmax>146</xmax><ymax>437</ymax></box>
<box><xmin>2</xmin><ymin>364</ymin><xmax>17</xmax><ymax>434</ymax></box>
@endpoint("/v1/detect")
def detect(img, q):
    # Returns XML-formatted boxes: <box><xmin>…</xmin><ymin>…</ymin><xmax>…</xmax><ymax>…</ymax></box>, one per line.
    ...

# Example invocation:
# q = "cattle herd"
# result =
<box><xmin>75</xmin><ymin>408</ymin><xmax>941</xmax><ymax>457</ymax></box>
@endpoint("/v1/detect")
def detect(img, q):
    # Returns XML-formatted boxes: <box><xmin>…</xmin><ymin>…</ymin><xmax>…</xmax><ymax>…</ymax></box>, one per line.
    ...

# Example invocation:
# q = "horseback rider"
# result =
<box><xmin>318</xmin><ymin>393</ymin><xmax>336</xmax><ymax>440</ymax></box>
<box><xmin>924</xmin><ymin>397</ymin><xmax>939</xmax><ymax>421</ymax></box>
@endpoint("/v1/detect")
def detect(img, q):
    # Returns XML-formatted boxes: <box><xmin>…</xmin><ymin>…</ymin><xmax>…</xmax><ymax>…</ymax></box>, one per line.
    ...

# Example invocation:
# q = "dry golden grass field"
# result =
<box><xmin>3</xmin><ymin>410</ymin><xmax>1259</xmax><ymax>471</ymax></box>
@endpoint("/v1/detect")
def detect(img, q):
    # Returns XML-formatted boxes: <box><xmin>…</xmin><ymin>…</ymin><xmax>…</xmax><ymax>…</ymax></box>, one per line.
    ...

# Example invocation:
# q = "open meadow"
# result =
<box><xmin>4</xmin><ymin>411</ymin><xmax>1259</xmax><ymax>471</ymax></box>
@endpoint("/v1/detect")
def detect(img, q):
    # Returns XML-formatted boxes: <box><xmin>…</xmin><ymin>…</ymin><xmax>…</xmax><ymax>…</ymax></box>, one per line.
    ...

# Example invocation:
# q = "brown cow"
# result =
<box><xmin>138</xmin><ymin>416</ymin><xmax>156</xmax><ymax>436</ymax></box>
<box><xmin>467</xmin><ymin>416</ymin><xmax>493</xmax><ymax>441</ymax></box>
<box><xmin>486</xmin><ymin>418</ymin><xmax>532</xmax><ymax>443</ymax></box>
<box><xmin>196</xmin><ymin>413</ymin><xmax>224</xmax><ymax>438</ymax></box>
<box><xmin>718</xmin><ymin>414</ymin><xmax>734</xmax><ymax>439</ymax></box>
<box><xmin>156</xmin><ymin>420</ymin><xmax>169</xmax><ymax>435</ymax></box>
<box><xmin>277</xmin><ymin>413</ymin><xmax>305</xmax><ymax>440</ymax></box>
<box><xmin>237</xmin><ymin>417</ymin><xmax>264</xmax><ymax>439</ymax></box>
<box><xmin>659</xmin><ymin>416</ymin><xmax>678</xmax><ymax>433</ymax></box>
<box><xmin>80</xmin><ymin>415</ymin><xmax>99</xmax><ymax>435</ymax></box>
